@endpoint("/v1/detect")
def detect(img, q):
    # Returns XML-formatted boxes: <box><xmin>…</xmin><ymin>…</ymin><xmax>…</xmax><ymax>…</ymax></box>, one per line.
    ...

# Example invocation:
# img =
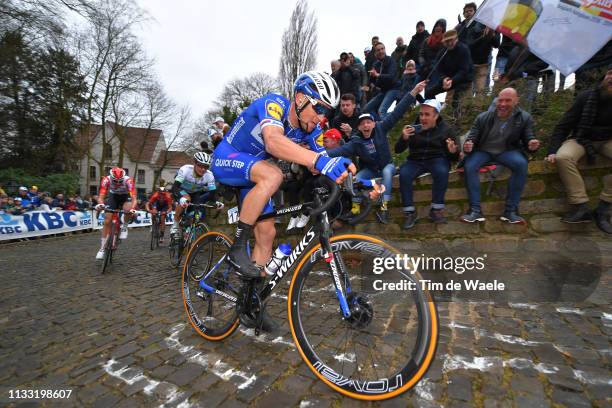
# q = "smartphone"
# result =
<box><xmin>411</xmin><ymin>124</ymin><xmax>423</xmax><ymax>134</ymax></box>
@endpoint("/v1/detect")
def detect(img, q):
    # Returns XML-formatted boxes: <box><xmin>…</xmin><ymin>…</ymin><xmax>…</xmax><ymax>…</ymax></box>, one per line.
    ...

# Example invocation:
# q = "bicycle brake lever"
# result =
<box><xmin>344</xmin><ymin>172</ymin><xmax>356</xmax><ymax>197</ymax></box>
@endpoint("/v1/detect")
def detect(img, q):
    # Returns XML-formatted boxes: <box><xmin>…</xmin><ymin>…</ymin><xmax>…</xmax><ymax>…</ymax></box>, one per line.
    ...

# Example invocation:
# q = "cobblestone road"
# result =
<box><xmin>0</xmin><ymin>230</ymin><xmax>610</xmax><ymax>407</ymax></box>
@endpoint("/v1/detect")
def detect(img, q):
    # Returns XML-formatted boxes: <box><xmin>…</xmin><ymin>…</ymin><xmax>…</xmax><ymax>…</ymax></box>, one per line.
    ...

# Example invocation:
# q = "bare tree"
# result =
<box><xmin>193</xmin><ymin>71</ymin><xmax>279</xmax><ymax>146</ymax></box>
<box><xmin>278</xmin><ymin>0</ymin><xmax>318</xmax><ymax>97</ymax></box>
<box><xmin>153</xmin><ymin>105</ymin><xmax>192</xmax><ymax>189</ymax></box>
<box><xmin>75</xmin><ymin>0</ymin><xmax>148</xmax><ymax>186</ymax></box>
<box><xmin>130</xmin><ymin>78</ymin><xmax>174</xmax><ymax>183</ymax></box>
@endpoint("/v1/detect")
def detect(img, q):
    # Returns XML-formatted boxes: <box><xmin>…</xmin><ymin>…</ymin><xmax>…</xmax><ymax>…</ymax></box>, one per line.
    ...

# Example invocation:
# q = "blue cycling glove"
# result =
<box><xmin>314</xmin><ymin>155</ymin><xmax>352</xmax><ymax>181</ymax></box>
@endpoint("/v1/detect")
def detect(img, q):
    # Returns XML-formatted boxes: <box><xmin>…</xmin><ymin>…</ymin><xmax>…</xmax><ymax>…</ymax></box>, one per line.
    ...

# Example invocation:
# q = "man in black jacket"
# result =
<box><xmin>461</xmin><ymin>88</ymin><xmax>540</xmax><ymax>224</ymax></box>
<box><xmin>545</xmin><ymin>69</ymin><xmax>612</xmax><ymax>234</ymax></box>
<box><xmin>331</xmin><ymin>93</ymin><xmax>360</xmax><ymax>140</ymax></box>
<box><xmin>395</xmin><ymin>99</ymin><xmax>459</xmax><ymax>229</ymax></box>
<box><xmin>425</xmin><ymin>30</ymin><xmax>474</xmax><ymax>118</ymax></box>
<box><xmin>334</xmin><ymin>53</ymin><xmax>361</xmax><ymax>98</ymax></box>
<box><xmin>456</xmin><ymin>2</ymin><xmax>500</xmax><ymax>95</ymax></box>
<box><xmin>363</xmin><ymin>42</ymin><xmax>401</xmax><ymax>120</ymax></box>
<box><xmin>406</xmin><ymin>21</ymin><xmax>429</xmax><ymax>69</ymax></box>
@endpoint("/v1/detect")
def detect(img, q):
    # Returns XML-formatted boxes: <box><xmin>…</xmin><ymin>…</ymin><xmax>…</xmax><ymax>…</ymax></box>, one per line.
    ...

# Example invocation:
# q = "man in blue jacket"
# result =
<box><xmin>328</xmin><ymin>80</ymin><xmax>428</xmax><ymax>223</ymax></box>
<box><xmin>364</xmin><ymin>42</ymin><xmax>402</xmax><ymax>120</ymax></box>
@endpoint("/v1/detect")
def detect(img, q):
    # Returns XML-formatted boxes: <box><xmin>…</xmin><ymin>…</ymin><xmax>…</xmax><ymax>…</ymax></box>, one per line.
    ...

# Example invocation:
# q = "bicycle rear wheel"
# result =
<box><xmin>182</xmin><ymin>231</ymin><xmax>240</xmax><ymax>340</ymax></box>
<box><xmin>287</xmin><ymin>234</ymin><xmax>438</xmax><ymax>400</ymax></box>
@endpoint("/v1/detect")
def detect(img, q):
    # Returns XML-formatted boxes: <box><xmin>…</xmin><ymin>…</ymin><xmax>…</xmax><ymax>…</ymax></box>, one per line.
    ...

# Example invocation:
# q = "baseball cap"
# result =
<box><xmin>31</xmin><ymin>185</ymin><xmax>38</xmax><ymax>190</ymax></box>
<box><xmin>364</xmin><ymin>46</ymin><xmax>372</xmax><ymax>53</ymax></box>
<box><xmin>213</xmin><ymin>116</ymin><xmax>224</xmax><ymax>124</ymax></box>
<box><xmin>421</xmin><ymin>99</ymin><xmax>442</xmax><ymax>113</ymax></box>
<box><xmin>14</xmin><ymin>197</ymin><xmax>22</xmax><ymax>202</ymax></box>
<box><xmin>324</xmin><ymin>128</ymin><xmax>342</xmax><ymax>141</ymax></box>
<box><xmin>357</xmin><ymin>113</ymin><xmax>375</xmax><ymax>125</ymax></box>
<box><xmin>19</xmin><ymin>186</ymin><xmax>27</xmax><ymax>191</ymax></box>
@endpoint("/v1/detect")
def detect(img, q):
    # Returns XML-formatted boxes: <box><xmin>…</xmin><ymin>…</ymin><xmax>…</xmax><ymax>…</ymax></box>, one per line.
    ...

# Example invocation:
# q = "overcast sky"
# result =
<box><xmin>134</xmin><ymin>0</ymin><xmax>469</xmax><ymax>118</ymax></box>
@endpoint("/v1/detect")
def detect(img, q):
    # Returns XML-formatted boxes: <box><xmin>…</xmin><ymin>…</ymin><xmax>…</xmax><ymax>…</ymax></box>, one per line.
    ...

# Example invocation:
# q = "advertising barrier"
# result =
<box><xmin>0</xmin><ymin>210</ymin><xmax>174</xmax><ymax>241</ymax></box>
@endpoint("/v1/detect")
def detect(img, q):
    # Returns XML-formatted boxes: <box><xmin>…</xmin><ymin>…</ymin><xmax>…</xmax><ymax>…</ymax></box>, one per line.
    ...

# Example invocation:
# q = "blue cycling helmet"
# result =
<box><xmin>293</xmin><ymin>71</ymin><xmax>340</xmax><ymax>109</ymax></box>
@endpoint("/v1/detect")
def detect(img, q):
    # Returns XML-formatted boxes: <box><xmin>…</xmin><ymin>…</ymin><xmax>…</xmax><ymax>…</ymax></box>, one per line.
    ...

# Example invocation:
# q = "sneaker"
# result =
<box><xmin>158</xmin><ymin>235</ymin><xmax>164</xmax><ymax>244</ymax></box>
<box><xmin>500</xmin><ymin>211</ymin><xmax>526</xmax><ymax>224</ymax></box>
<box><xmin>286</xmin><ymin>216</ymin><xmax>298</xmax><ymax>231</ymax></box>
<box><xmin>376</xmin><ymin>209</ymin><xmax>390</xmax><ymax>224</ymax></box>
<box><xmin>429</xmin><ymin>209</ymin><xmax>447</xmax><ymax>224</ymax></box>
<box><xmin>461</xmin><ymin>210</ymin><xmax>486</xmax><ymax>223</ymax></box>
<box><xmin>96</xmin><ymin>249</ymin><xmax>105</xmax><ymax>260</ymax></box>
<box><xmin>119</xmin><ymin>226</ymin><xmax>128</xmax><ymax>239</ymax></box>
<box><xmin>561</xmin><ymin>204</ymin><xmax>592</xmax><ymax>223</ymax></box>
<box><xmin>402</xmin><ymin>212</ymin><xmax>417</xmax><ymax>230</ymax></box>
<box><xmin>239</xmin><ymin>309</ymin><xmax>279</xmax><ymax>333</ymax></box>
<box><xmin>296</xmin><ymin>214</ymin><xmax>310</xmax><ymax>228</ymax></box>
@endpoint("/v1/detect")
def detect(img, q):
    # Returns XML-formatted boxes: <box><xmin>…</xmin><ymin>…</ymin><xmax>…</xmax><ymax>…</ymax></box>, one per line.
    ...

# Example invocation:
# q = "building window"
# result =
<box><xmin>137</xmin><ymin>169</ymin><xmax>145</xmax><ymax>184</ymax></box>
<box><xmin>123</xmin><ymin>168</ymin><xmax>129</xmax><ymax>176</ymax></box>
<box><xmin>103</xmin><ymin>143</ymin><xmax>112</xmax><ymax>159</ymax></box>
<box><xmin>104</xmin><ymin>167</ymin><xmax>112</xmax><ymax>177</ymax></box>
<box><xmin>89</xmin><ymin>166</ymin><xmax>96</xmax><ymax>179</ymax></box>
<box><xmin>89</xmin><ymin>185</ymin><xmax>98</xmax><ymax>196</ymax></box>
<box><xmin>137</xmin><ymin>188</ymin><xmax>147</xmax><ymax>201</ymax></box>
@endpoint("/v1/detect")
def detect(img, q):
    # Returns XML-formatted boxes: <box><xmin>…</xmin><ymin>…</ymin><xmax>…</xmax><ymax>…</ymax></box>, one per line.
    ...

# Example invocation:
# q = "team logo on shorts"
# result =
<box><xmin>265</xmin><ymin>101</ymin><xmax>284</xmax><ymax>120</ymax></box>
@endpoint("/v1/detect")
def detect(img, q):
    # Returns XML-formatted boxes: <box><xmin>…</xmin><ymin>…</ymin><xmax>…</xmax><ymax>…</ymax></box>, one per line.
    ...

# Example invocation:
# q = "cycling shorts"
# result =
<box><xmin>105</xmin><ymin>194</ymin><xmax>130</xmax><ymax>210</ymax></box>
<box><xmin>211</xmin><ymin>141</ymin><xmax>274</xmax><ymax>214</ymax></box>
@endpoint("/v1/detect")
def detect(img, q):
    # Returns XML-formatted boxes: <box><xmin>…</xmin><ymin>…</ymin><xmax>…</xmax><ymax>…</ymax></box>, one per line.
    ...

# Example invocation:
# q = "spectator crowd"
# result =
<box><xmin>0</xmin><ymin>185</ymin><xmax>94</xmax><ymax>216</ymax></box>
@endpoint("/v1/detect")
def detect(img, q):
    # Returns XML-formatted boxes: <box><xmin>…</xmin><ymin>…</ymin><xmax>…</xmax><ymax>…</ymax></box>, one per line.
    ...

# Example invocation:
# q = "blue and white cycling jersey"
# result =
<box><xmin>175</xmin><ymin>165</ymin><xmax>216</xmax><ymax>195</ymax></box>
<box><xmin>211</xmin><ymin>93</ymin><xmax>326</xmax><ymax>213</ymax></box>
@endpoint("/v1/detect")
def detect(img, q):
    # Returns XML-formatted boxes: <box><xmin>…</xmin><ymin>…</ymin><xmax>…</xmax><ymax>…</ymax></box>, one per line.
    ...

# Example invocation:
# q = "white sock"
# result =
<box><xmin>100</xmin><ymin>237</ymin><xmax>107</xmax><ymax>250</ymax></box>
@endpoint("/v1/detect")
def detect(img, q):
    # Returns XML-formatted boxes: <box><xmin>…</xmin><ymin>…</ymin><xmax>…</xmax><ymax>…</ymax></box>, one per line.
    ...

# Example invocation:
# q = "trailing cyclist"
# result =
<box><xmin>170</xmin><ymin>152</ymin><xmax>223</xmax><ymax>237</ymax></box>
<box><xmin>94</xmin><ymin>167</ymin><xmax>137</xmax><ymax>260</ymax></box>
<box><xmin>145</xmin><ymin>185</ymin><xmax>173</xmax><ymax>244</ymax></box>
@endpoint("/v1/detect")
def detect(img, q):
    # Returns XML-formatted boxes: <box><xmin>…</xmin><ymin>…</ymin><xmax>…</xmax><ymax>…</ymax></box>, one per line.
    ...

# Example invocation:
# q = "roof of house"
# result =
<box><xmin>75</xmin><ymin>122</ymin><xmax>164</xmax><ymax>163</ymax></box>
<box><xmin>155</xmin><ymin>150</ymin><xmax>191</xmax><ymax>168</ymax></box>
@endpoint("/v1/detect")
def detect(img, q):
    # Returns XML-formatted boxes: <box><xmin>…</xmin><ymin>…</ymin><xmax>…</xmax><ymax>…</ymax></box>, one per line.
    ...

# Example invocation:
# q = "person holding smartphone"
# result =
<box><xmin>395</xmin><ymin>99</ymin><xmax>459</xmax><ymax>230</ymax></box>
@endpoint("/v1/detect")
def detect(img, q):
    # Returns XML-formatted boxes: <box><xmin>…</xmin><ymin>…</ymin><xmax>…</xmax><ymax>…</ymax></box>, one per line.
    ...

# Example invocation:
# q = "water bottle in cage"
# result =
<box><xmin>265</xmin><ymin>243</ymin><xmax>292</xmax><ymax>276</ymax></box>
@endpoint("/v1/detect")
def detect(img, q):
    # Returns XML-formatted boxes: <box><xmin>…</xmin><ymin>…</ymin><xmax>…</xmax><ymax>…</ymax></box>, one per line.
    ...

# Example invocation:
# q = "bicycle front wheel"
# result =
<box><xmin>287</xmin><ymin>234</ymin><xmax>438</xmax><ymax>400</ymax></box>
<box><xmin>150</xmin><ymin>220</ymin><xmax>158</xmax><ymax>250</ymax></box>
<box><xmin>182</xmin><ymin>231</ymin><xmax>240</xmax><ymax>340</ymax></box>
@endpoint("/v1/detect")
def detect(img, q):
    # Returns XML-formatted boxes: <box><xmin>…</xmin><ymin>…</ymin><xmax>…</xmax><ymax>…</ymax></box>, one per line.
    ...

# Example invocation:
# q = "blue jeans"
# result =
<box><xmin>357</xmin><ymin>163</ymin><xmax>395</xmax><ymax>202</ymax></box>
<box><xmin>463</xmin><ymin>150</ymin><xmax>528</xmax><ymax>212</ymax></box>
<box><xmin>364</xmin><ymin>89</ymin><xmax>400</xmax><ymax>120</ymax></box>
<box><xmin>399</xmin><ymin>157</ymin><xmax>450</xmax><ymax>212</ymax></box>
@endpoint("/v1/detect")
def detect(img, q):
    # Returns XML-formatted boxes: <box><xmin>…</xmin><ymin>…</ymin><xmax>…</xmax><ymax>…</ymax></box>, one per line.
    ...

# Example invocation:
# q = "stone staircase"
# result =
<box><xmin>208</xmin><ymin>158</ymin><xmax>611</xmax><ymax>241</ymax></box>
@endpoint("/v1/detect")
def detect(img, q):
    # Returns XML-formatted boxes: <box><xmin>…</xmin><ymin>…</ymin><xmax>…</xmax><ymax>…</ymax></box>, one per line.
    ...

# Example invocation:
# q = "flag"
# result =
<box><xmin>474</xmin><ymin>0</ymin><xmax>612</xmax><ymax>75</ymax></box>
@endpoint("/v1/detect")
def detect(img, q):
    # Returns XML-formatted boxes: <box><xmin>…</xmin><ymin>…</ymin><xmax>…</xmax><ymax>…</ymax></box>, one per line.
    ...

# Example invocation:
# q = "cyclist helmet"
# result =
<box><xmin>194</xmin><ymin>151</ymin><xmax>211</xmax><ymax>166</ymax></box>
<box><xmin>110</xmin><ymin>167</ymin><xmax>125</xmax><ymax>181</ymax></box>
<box><xmin>294</xmin><ymin>71</ymin><xmax>340</xmax><ymax>109</ymax></box>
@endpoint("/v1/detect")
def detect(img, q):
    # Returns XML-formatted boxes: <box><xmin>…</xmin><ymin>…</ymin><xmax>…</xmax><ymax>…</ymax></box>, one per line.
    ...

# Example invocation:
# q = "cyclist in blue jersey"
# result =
<box><xmin>212</xmin><ymin>72</ymin><xmax>366</xmax><ymax>291</ymax></box>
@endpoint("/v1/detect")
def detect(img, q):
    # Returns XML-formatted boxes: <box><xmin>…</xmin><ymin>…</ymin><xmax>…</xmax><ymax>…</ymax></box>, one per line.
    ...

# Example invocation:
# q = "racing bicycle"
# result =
<box><xmin>181</xmin><ymin>176</ymin><xmax>439</xmax><ymax>400</ymax></box>
<box><xmin>99</xmin><ymin>208</ymin><xmax>124</xmax><ymax>274</ymax></box>
<box><xmin>150</xmin><ymin>211</ymin><xmax>162</xmax><ymax>250</ymax></box>
<box><xmin>169</xmin><ymin>203</ymin><xmax>217</xmax><ymax>267</ymax></box>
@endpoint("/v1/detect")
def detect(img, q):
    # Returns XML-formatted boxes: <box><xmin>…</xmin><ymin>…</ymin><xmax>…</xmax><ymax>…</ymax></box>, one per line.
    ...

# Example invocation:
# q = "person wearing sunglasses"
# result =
<box><xmin>211</xmin><ymin>71</ymin><xmax>386</xmax><ymax>333</ymax></box>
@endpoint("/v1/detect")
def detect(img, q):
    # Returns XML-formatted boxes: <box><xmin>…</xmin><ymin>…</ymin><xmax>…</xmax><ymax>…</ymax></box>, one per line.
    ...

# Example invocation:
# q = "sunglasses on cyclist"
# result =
<box><xmin>195</xmin><ymin>162</ymin><xmax>209</xmax><ymax>168</ymax></box>
<box><xmin>306</xmin><ymin>96</ymin><xmax>331</xmax><ymax>116</ymax></box>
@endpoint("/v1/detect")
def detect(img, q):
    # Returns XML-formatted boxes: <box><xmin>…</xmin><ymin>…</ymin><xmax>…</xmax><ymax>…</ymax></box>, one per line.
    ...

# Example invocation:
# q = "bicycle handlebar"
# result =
<box><xmin>307</xmin><ymin>173</ymin><xmax>382</xmax><ymax>218</ymax></box>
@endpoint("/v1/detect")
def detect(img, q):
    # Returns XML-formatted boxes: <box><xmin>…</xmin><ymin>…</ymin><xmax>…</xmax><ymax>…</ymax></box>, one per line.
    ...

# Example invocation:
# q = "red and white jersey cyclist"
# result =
<box><xmin>94</xmin><ymin>167</ymin><xmax>137</xmax><ymax>260</ymax></box>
